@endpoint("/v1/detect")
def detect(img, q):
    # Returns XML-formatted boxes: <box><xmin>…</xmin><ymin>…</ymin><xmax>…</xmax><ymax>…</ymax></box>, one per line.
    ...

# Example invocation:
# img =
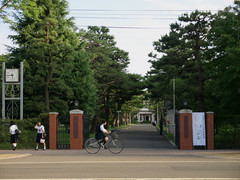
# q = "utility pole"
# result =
<box><xmin>173</xmin><ymin>78</ymin><xmax>176</xmax><ymax>116</ymax></box>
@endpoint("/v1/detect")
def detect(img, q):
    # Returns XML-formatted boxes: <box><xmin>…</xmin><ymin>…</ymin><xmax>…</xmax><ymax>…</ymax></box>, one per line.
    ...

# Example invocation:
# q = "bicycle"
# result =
<box><xmin>85</xmin><ymin>130</ymin><xmax>124</xmax><ymax>154</ymax></box>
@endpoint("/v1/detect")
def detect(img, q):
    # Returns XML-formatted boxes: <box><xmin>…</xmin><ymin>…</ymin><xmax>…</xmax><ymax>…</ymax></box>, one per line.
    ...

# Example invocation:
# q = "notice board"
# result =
<box><xmin>192</xmin><ymin>112</ymin><xmax>206</xmax><ymax>146</ymax></box>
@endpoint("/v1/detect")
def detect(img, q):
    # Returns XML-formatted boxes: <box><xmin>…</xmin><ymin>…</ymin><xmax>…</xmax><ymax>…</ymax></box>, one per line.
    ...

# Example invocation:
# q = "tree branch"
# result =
<box><xmin>0</xmin><ymin>0</ymin><xmax>12</xmax><ymax>11</ymax></box>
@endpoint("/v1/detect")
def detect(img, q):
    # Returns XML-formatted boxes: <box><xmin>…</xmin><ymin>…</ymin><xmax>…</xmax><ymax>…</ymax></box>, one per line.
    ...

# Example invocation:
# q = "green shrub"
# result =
<box><xmin>214</xmin><ymin>125</ymin><xmax>240</xmax><ymax>149</ymax></box>
<box><xmin>133</xmin><ymin>119</ymin><xmax>138</xmax><ymax>124</ymax></box>
<box><xmin>0</xmin><ymin>115</ymin><xmax>49</xmax><ymax>149</ymax></box>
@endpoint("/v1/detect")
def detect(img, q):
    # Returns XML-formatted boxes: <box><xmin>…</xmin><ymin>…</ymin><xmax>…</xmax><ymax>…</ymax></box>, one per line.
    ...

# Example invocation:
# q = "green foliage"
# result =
<box><xmin>163</xmin><ymin>126</ymin><xmax>175</xmax><ymax>144</ymax></box>
<box><xmin>147</xmin><ymin>10</ymin><xmax>213</xmax><ymax>112</ymax></box>
<box><xmin>206</xmin><ymin>2</ymin><xmax>240</xmax><ymax>120</ymax></box>
<box><xmin>215</xmin><ymin>124</ymin><xmax>240</xmax><ymax>149</ymax></box>
<box><xmin>6</xmin><ymin>0</ymin><xmax>97</xmax><ymax>117</ymax></box>
<box><xmin>81</xmin><ymin>26</ymin><xmax>144</xmax><ymax>131</ymax></box>
<box><xmin>121</xmin><ymin>95</ymin><xmax>144</xmax><ymax>122</ymax></box>
<box><xmin>147</xmin><ymin>2</ymin><xmax>240</xmax><ymax>148</ymax></box>
<box><xmin>0</xmin><ymin>118</ymin><xmax>39</xmax><ymax>149</ymax></box>
<box><xmin>0</xmin><ymin>0</ymin><xmax>21</xmax><ymax>23</ymax></box>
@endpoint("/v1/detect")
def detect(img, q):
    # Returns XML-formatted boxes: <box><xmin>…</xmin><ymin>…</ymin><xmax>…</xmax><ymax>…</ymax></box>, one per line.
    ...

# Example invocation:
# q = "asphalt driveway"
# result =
<box><xmin>118</xmin><ymin>124</ymin><xmax>176</xmax><ymax>149</ymax></box>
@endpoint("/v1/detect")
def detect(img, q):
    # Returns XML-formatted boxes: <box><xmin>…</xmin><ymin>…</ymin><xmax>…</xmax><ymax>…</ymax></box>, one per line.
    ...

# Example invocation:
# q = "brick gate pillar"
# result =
<box><xmin>206</xmin><ymin>112</ymin><xmax>214</xmax><ymax>150</ymax></box>
<box><xmin>70</xmin><ymin>109</ymin><xmax>84</xmax><ymax>149</ymax></box>
<box><xmin>179</xmin><ymin>109</ymin><xmax>193</xmax><ymax>150</ymax></box>
<box><xmin>49</xmin><ymin>112</ymin><xmax>58</xmax><ymax>149</ymax></box>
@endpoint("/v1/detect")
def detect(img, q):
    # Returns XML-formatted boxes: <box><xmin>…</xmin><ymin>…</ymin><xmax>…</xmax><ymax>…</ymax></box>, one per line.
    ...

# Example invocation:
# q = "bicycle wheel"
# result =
<box><xmin>85</xmin><ymin>138</ymin><xmax>101</xmax><ymax>154</ymax></box>
<box><xmin>109</xmin><ymin>139</ymin><xmax>124</xmax><ymax>154</ymax></box>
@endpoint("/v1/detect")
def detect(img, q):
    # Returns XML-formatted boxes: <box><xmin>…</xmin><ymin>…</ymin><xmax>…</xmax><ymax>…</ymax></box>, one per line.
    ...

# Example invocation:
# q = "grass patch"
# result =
<box><xmin>163</xmin><ymin>126</ymin><xmax>175</xmax><ymax>143</ymax></box>
<box><xmin>57</xmin><ymin>126</ymin><xmax>70</xmax><ymax>145</ymax></box>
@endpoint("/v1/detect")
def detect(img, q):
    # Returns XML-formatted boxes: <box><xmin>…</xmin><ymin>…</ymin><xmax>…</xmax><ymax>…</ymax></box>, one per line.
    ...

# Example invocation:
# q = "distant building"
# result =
<box><xmin>137</xmin><ymin>108</ymin><xmax>155</xmax><ymax>123</ymax></box>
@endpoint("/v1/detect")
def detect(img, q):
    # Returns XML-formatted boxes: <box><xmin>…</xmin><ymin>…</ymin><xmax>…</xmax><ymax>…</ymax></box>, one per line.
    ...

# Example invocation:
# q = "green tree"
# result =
<box><xmin>147</xmin><ymin>10</ymin><xmax>213</xmax><ymax>112</ymax></box>
<box><xmin>0</xmin><ymin>0</ymin><xmax>21</xmax><ymax>22</ymax></box>
<box><xmin>207</xmin><ymin>2</ymin><xmax>240</xmax><ymax>123</ymax></box>
<box><xmin>81</xmin><ymin>26</ymin><xmax>130</xmax><ymax>131</ymax></box>
<box><xmin>80</xmin><ymin>26</ymin><xmax>145</xmax><ymax>131</ymax></box>
<box><xmin>121</xmin><ymin>95</ymin><xmax>144</xmax><ymax>124</ymax></box>
<box><xmin>8</xmin><ymin>0</ymin><xmax>96</xmax><ymax>116</ymax></box>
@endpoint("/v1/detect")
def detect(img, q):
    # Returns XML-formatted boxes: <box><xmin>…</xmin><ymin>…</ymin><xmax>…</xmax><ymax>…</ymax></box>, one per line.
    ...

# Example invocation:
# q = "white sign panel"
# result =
<box><xmin>192</xmin><ymin>112</ymin><xmax>206</xmax><ymax>146</ymax></box>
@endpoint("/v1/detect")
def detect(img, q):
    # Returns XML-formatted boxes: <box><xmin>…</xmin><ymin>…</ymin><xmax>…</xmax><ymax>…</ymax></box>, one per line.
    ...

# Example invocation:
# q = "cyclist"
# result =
<box><xmin>95</xmin><ymin>120</ymin><xmax>111</xmax><ymax>147</ymax></box>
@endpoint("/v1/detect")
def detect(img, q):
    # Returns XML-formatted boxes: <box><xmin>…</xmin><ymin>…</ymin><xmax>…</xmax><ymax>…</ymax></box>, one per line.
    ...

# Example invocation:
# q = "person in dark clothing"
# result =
<box><xmin>159</xmin><ymin>120</ymin><xmax>163</xmax><ymax>135</ymax></box>
<box><xmin>95</xmin><ymin>120</ymin><xmax>111</xmax><ymax>144</ymax></box>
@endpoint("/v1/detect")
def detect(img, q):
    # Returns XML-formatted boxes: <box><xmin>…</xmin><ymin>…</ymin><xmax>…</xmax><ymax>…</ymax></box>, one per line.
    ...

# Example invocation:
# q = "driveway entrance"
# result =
<box><xmin>119</xmin><ymin>124</ymin><xmax>176</xmax><ymax>149</ymax></box>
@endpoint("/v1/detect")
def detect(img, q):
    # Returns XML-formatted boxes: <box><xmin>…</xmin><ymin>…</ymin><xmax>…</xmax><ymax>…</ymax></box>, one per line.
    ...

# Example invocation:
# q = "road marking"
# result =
<box><xmin>0</xmin><ymin>160</ymin><xmax>239</xmax><ymax>165</ymax></box>
<box><xmin>0</xmin><ymin>153</ymin><xmax>31</xmax><ymax>160</ymax></box>
<box><xmin>0</xmin><ymin>178</ymin><xmax>240</xmax><ymax>180</ymax></box>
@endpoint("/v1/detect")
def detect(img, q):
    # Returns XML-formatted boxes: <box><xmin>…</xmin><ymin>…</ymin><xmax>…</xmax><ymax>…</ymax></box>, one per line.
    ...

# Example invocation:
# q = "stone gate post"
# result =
<box><xmin>206</xmin><ymin>112</ymin><xmax>214</xmax><ymax>150</ymax></box>
<box><xmin>179</xmin><ymin>109</ymin><xmax>193</xmax><ymax>150</ymax></box>
<box><xmin>49</xmin><ymin>112</ymin><xmax>58</xmax><ymax>149</ymax></box>
<box><xmin>70</xmin><ymin>109</ymin><xmax>84</xmax><ymax>149</ymax></box>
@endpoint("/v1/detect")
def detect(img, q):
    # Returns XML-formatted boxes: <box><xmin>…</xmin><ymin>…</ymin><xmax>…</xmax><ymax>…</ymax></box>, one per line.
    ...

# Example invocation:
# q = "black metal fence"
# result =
<box><xmin>215</xmin><ymin>124</ymin><xmax>240</xmax><ymax>149</ymax></box>
<box><xmin>83</xmin><ymin>114</ymin><xmax>90</xmax><ymax>145</ymax></box>
<box><xmin>57</xmin><ymin>115</ymin><xmax>70</xmax><ymax>149</ymax></box>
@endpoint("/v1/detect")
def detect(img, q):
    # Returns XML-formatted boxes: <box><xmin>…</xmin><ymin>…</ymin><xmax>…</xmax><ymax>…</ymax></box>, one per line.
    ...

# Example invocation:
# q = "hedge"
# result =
<box><xmin>0</xmin><ymin>113</ymin><xmax>49</xmax><ymax>150</ymax></box>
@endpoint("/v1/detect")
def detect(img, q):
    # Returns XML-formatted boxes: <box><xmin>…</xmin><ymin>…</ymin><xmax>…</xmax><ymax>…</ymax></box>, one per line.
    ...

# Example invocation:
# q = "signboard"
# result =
<box><xmin>192</xmin><ymin>112</ymin><xmax>206</xmax><ymax>146</ymax></box>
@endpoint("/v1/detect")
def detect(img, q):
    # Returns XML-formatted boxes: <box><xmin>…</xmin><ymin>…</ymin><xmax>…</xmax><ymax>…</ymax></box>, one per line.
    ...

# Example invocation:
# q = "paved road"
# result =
<box><xmin>119</xmin><ymin>124</ymin><xmax>176</xmax><ymax>149</ymax></box>
<box><xmin>0</xmin><ymin>124</ymin><xmax>240</xmax><ymax>179</ymax></box>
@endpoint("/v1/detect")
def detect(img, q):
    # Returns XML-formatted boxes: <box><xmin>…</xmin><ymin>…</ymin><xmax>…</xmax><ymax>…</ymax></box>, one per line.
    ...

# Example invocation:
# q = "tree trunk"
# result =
<box><xmin>111</xmin><ymin>114</ymin><xmax>117</xmax><ymax>128</ymax></box>
<box><xmin>44</xmin><ymin>64</ymin><xmax>53</xmax><ymax>112</ymax></box>
<box><xmin>126</xmin><ymin>112</ymin><xmax>129</xmax><ymax>125</ymax></box>
<box><xmin>90</xmin><ymin>112</ymin><xmax>100</xmax><ymax>133</ymax></box>
<box><xmin>105</xmin><ymin>106</ymin><xmax>110</xmax><ymax>129</ymax></box>
<box><xmin>105</xmin><ymin>92</ymin><xmax>110</xmax><ymax>129</ymax></box>
<box><xmin>0</xmin><ymin>0</ymin><xmax>11</xmax><ymax>10</ymax></box>
<box><xmin>44</xmin><ymin>25</ymin><xmax>53</xmax><ymax>112</ymax></box>
<box><xmin>195</xmin><ymin>37</ymin><xmax>205</xmax><ymax>112</ymax></box>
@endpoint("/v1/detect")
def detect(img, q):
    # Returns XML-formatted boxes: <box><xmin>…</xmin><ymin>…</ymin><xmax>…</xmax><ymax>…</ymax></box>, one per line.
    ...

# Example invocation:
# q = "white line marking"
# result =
<box><xmin>0</xmin><ymin>160</ymin><xmax>239</xmax><ymax>165</ymax></box>
<box><xmin>0</xmin><ymin>153</ymin><xmax>31</xmax><ymax>160</ymax></box>
<box><xmin>0</xmin><ymin>178</ymin><xmax>240</xmax><ymax>180</ymax></box>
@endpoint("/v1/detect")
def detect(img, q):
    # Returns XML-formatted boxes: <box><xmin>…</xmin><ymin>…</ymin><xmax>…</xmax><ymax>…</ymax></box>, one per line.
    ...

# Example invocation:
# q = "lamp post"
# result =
<box><xmin>74</xmin><ymin>100</ymin><xmax>79</xmax><ymax>109</ymax></box>
<box><xmin>184</xmin><ymin>99</ymin><xmax>188</xmax><ymax>109</ymax></box>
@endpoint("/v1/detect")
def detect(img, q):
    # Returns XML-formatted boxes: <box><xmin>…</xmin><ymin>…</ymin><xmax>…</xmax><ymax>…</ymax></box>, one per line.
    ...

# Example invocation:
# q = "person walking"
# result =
<box><xmin>35</xmin><ymin>121</ymin><xmax>46</xmax><ymax>150</ymax></box>
<box><xmin>9</xmin><ymin>121</ymin><xmax>21</xmax><ymax>150</ymax></box>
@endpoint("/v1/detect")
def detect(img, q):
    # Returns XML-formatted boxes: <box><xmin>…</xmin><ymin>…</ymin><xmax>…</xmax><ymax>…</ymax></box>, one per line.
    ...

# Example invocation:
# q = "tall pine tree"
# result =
<box><xmin>9</xmin><ymin>0</ymin><xmax>96</xmax><ymax>116</ymax></box>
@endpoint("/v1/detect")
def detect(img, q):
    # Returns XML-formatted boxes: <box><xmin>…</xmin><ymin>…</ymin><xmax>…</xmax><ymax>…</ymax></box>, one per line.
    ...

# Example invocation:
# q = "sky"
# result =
<box><xmin>0</xmin><ymin>0</ymin><xmax>234</xmax><ymax>75</ymax></box>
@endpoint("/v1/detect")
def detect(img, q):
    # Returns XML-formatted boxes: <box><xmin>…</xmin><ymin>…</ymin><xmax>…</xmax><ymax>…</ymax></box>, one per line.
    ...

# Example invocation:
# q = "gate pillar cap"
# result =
<box><xmin>70</xmin><ymin>109</ymin><xmax>84</xmax><ymax>114</ymax></box>
<box><xmin>179</xmin><ymin>109</ymin><xmax>192</xmax><ymax>114</ymax></box>
<box><xmin>206</xmin><ymin>111</ymin><xmax>214</xmax><ymax>114</ymax></box>
<box><xmin>49</xmin><ymin>112</ymin><xmax>59</xmax><ymax>115</ymax></box>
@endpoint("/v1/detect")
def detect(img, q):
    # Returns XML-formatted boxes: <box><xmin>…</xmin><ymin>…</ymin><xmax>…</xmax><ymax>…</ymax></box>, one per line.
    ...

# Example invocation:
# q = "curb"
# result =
<box><xmin>163</xmin><ymin>133</ymin><xmax>178</xmax><ymax>148</ymax></box>
<box><xmin>154</xmin><ymin>125</ymin><xmax>178</xmax><ymax>148</ymax></box>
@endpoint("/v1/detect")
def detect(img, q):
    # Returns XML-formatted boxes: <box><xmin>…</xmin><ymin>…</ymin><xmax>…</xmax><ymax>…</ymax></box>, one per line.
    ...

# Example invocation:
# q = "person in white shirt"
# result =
<box><xmin>34</xmin><ymin>121</ymin><xmax>46</xmax><ymax>150</ymax></box>
<box><xmin>9</xmin><ymin>121</ymin><xmax>21</xmax><ymax>150</ymax></box>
